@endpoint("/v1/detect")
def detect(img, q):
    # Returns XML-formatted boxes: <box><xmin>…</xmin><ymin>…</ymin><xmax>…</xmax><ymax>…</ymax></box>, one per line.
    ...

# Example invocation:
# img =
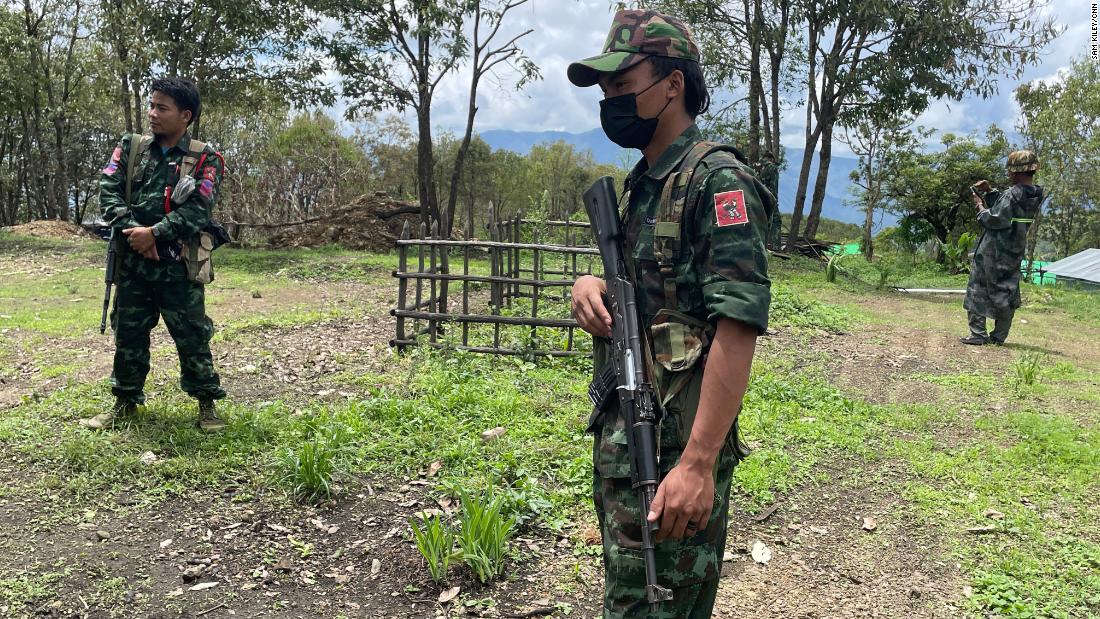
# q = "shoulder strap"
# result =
<box><xmin>652</xmin><ymin>141</ymin><xmax>746</xmax><ymax>308</ymax></box>
<box><xmin>125</xmin><ymin>134</ymin><xmax>154</xmax><ymax>207</ymax></box>
<box><xmin>179</xmin><ymin>139</ymin><xmax>207</xmax><ymax>179</ymax></box>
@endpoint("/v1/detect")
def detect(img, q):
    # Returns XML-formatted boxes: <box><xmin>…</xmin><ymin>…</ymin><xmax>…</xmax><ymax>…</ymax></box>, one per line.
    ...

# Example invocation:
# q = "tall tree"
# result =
<box><xmin>885</xmin><ymin>128</ymin><xmax>1010</xmax><ymax>258</ymax></box>
<box><xmin>1015</xmin><ymin>58</ymin><xmax>1100</xmax><ymax>259</ymax></box>
<box><xmin>327</xmin><ymin>0</ymin><xmax>473</xmax><ymax>227</ymax></box>
<box><xmin>841</xmin><ymin>114</ymin><xmax>918</xmax><ymax>261</ymax></box>
<box><xmin>443</xmin><ymin>0</ymin><xmax>537</xmax><ymax>238</ymax></box>
<box><xmin>790</xmin><ymin>0</ymin><xmax>1060</xmax><ymax>247</ymax></box>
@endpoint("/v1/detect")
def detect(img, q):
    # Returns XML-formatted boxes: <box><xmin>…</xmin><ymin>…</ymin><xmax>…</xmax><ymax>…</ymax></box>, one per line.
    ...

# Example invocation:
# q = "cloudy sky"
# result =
<box><xmin>406</xmin><ymin>0</ymin><xmax>1095</xmax><ymax>156</ymax></box>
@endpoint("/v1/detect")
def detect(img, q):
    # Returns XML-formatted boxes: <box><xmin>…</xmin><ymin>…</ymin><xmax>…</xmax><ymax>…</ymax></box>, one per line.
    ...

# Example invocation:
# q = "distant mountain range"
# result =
<box><xmin>480</xmin><ymin>128</ymin><xmax>897</xmax><ymax>229</ymax></box>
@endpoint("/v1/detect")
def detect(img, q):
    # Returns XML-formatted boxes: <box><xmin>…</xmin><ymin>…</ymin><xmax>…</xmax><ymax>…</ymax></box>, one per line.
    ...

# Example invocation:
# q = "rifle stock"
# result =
<box><xmin>583</xmin><ymin>176</ymin><xmax>672</xmax><ymax>609</ymax></box>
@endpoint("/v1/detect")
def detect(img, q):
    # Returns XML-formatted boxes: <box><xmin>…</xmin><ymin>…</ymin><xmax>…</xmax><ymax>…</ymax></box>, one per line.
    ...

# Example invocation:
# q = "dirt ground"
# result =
<box><xmin>2</xmin><ymin>238</ymin><xmax>1097</xmax><ymax>618</ymax></box>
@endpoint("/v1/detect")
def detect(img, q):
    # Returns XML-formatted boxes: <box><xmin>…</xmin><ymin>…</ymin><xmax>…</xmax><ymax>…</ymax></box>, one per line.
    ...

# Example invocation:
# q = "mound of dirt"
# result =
<box><xmin>3</xmin><ymin>219</ymin><xmax>97</xmax><ymax>240</ymax></box>
<box><xmin>267</xmin><ymin>193</ymin><xmax>422</xmax><ymax>253</ymax></box>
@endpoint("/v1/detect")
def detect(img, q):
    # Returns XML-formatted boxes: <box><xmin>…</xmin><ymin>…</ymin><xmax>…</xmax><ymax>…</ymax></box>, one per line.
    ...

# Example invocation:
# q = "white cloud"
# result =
<box><xmin>339</xmin><ymin>0</ymin><xmax>1090</xmax><ymax>155</ymax></box>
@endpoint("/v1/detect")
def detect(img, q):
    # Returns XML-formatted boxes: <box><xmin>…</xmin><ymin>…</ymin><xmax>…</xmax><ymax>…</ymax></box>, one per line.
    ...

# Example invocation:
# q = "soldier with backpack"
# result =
<box><xmin>568</xmin><ymin>10</ymin><xmax>774</xmax><ymax>617</ymax></box>
<box><xmin>80</xmin><ymin>77</ymin><xmax>228</xmax><ymax>432</ymax></box>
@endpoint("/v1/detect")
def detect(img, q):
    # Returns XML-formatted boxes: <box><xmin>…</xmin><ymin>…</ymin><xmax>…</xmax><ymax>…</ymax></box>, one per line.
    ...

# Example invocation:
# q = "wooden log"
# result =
<box><xmin>389</xmin><ymin>310</ymin><xmax>578</xmax><ymax>329</ymax></box>
<box><xmin>388</xmin><ymin>339</ymin><xmax>590</xmax><ymax>358</ymax></box>
<box><xmin>392</xmin><ymin>272</ymin><xmax>575</xmax><ymax>288</ymax></box>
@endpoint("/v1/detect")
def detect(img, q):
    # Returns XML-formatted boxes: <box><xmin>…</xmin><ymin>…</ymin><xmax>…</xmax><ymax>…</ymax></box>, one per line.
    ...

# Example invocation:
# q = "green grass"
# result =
<box><xmin>3</xmin><ymin>232</ymin><xmax>1097</xmax><ymax>615</ymax></box>
<box><xmin>896</xmin><ymin>408</ymin><xmax>1100</xmax><ymax>618</ymax></box>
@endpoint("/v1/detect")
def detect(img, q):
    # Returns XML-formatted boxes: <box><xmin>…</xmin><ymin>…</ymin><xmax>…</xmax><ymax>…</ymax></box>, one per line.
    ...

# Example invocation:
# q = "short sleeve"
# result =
<box><xmin>690</xmin><ymin>164</ymin><xmax>771</xmax><ymax>333</ymax></box>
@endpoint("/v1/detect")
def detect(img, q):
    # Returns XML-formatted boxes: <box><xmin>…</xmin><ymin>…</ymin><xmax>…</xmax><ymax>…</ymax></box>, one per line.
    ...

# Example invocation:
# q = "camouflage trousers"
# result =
<box><xmin>592</xmin><ymin>412</ymin><xmax>739</xmax><ymax>618</ymax></box>
<box><xmin>109</xmin><ymin>273</ymin><xmax>225</xmax><ymax>403</ymax></box>
<box><xmin>968</xmin><ymin>310</ymin><xmax>1015</xmax><ymax>344</ymax></box>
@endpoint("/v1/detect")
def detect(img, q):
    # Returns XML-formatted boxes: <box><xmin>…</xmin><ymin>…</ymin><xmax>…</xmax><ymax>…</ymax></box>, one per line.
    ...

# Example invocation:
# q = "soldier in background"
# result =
<box><xmin>80</xmin><ymin>77</ymin><xmax>228</xmax><ymax>431</ymax></box>
<box><xmin>756</xmin><ymin>150</ymin><xmax>780</xmax><ymax>247</ymax></box>
<box><xmin>568</xmin><ymin>9</ymin><xmax>773</xmax><ymax>617</ymax></box>
<box><xmin>960</xmin><ymin>150</ymin><xmax>1043</xmax><ymax>346</ymax></box>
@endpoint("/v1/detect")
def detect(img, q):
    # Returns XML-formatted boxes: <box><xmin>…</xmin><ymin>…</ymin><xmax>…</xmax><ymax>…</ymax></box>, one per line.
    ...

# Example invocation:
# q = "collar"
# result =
<box><xmin>627</xmin><ymin>124</ymin><xmax>703</xmax><ymax>184</ymax></box>
<box><xmin>155</xmin><ymin>132</ymin><xmax>191</xmax><ymax>155</ymax></box>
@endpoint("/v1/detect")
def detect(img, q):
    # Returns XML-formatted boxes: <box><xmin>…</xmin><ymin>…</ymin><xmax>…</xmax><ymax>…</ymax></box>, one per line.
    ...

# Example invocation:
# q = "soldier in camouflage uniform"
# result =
<box><xmin>960</xmin><ymin>150</ymin><xmax>1043</xmax><ymax>346</ymax></box>
<box><xmin>756</xmin><ymin>151</ymin><xmax>781</xmax><ymax>247</ymax></box>
<box><xmin>80</xmin><ymin>77</ymin><xmax>228</xmax><ymax>431</ymax></box>
<box><xmin>568</xmin><ymin>10</ymin><xmax>773</xmax><ymax>617</ymax></box>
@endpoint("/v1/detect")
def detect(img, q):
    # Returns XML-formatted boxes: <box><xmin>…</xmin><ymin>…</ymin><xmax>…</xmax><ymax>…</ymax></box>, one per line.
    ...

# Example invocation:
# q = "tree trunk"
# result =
<box><xmin>744</xmin><ymin>0</ymin><xmax>761</xmax><ymax>161</ymax></box>
<box><xmin>132</xmin><ymin>78</ymin><xmax>145</xmax><ymax>134</ymax></box>
<box><xmin>862</xmin><ymin>195</ymin><xmax>875</xmax><ymax>261</ymax></box>
<box><xmin>803</xmin><ymin>118</ymin><xmax>834</xmax><ymax>240</ymax></box>
<box><xmin>784</xmin><ymin>15</ymin><xmax>818</xmax><ymax>250</ymax></box>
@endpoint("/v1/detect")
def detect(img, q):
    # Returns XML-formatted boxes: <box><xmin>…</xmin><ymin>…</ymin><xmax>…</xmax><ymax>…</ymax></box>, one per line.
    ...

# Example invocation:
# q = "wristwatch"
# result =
<box><xmin>152</xmin><ymin>226</ymin><xmax>162</xmax><ymax>239</ymax></box>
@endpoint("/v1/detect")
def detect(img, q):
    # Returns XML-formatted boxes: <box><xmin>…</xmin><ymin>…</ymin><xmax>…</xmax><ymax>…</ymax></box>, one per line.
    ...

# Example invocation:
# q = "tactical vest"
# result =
<box><xmin>124</xmin><ymin>134</ymin><xmax>209</xmax><ymax>209</ymax></box>
<box><xmin>123</xmin><ymin>134</ymin><xmax>219</xmax><ymax>284</ymax></box>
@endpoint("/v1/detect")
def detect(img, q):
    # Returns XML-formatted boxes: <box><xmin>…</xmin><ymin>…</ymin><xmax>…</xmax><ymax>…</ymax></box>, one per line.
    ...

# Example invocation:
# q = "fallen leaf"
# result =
<box><xmin>160</xmin><ymin>538</ymin><xmax>173</xmax><ymax>549</ymax></box>
<box><xmin>267</xmin><ymin>524</ymin><xmax>291</xmax><ymax>534</ymax></box>
<box><xmin>984</xmin><ymin>508</ymin><xmax>1005</xmax><ymax>520</ymax></box>
<box><xmin>427</xmin><ymin>460</ymin><xmax>443</xmax><ymax>477</ymax></box>
<box><xmin>480</xmin><ymin>426</ymin><xmax>506</xmax><ymax>442</ymax></box>
<box><xmin>751</xmin><ymin>540</ymin><xmax>772</xmax><ymax>565</ymax></box>
<box><xmin>967</xmin><ymin>525</ymin><xmax>999</xmax><ymax>534</ymax></box>
<box><xmin>166</xmin><ymin>588</ymin><xmax>184</xmax><ymax>598</ymax></box>
<box><xmin>189</xmin><ymin>582</ymin><xmax>218</xmax><ymax>591</ymax></box>
<box><xmin>862</xmin><ymin>517</ymin><xmax>877</xmax><ymax>532</ymax></box>
<box><xmin>581</xmin><ymin>525</ymin><xmax>601</xmax><ymax>546</ymax></box>
<box><xmin>140</xmin><ymin>451</ymin><xmax>158</xmax><ymax>465</ymax></box>
<box><xmin>371</xmin><ymin>559</ymin><xmax>381</xmax><ymax>575</ymax></box>
<box><xmin>439</xmin><ymin>586</ymin><xmax>461</xmax><ymax>603</ymax></box>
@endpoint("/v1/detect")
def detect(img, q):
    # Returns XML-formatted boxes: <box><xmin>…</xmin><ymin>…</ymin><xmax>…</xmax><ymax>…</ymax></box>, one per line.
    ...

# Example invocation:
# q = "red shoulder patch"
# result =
<box><xmin>714</xmin><ymin>190</ymin><xmax>748</xmax><ymax>227</ymax></box>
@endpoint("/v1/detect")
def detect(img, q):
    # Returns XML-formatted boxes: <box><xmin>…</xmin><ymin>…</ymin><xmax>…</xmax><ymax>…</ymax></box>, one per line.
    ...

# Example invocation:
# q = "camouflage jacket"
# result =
<box><xmin>620</xmin><ymin>124</ymin><xmax>771</xmax><ymax>335</ymax></box>
<box><xmin>99</xmin><ymin>132</ymin><xmax>224</xmax><ymax>281</ymax></box>
<box><xmin>591</xmin><ymin>124</ymin><xmax>771</xmax><ymax>477</ymax></box>
<box><xmin>964</xmin><ymin>183</ymin><xmax>1043</xmax><ymax>319</ymax></box>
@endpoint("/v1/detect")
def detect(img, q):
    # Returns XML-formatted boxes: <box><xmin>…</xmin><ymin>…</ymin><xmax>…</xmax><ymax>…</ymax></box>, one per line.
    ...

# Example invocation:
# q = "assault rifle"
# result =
<box><xmin>582</xmin><ymin>176</ymin><xmax>672</xmax><ymax>610</ymax></box>
<box><xmin>98</xmin><ymin>212</ymin><xmax>127</xmax><ymax>334</ymax></box>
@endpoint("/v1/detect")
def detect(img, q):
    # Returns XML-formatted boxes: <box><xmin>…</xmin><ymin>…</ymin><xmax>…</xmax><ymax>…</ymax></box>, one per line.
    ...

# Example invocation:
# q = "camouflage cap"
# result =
<box><xmin>567</xmin><ymin>9</ymin><xmax>700</xmax><ymax>88</ymax></box>
<box><xmin>1006</xmin><ymin>150</ymin><xmax>1039</xmax><ymax>173</ymax></box>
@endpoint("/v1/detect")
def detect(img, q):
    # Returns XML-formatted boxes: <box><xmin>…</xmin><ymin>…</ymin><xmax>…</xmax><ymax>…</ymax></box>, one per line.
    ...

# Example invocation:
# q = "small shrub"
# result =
<box><xmin>1011</xmin><ymin>352</ymin><xmax>1044</xmax><ymax>389</ymax></box>
<box><xmin>409</xmin><ymin>514</ymin><xmax>459</xmax><ymax>582</ymax></box>
<box><xmin>941</xmin><ymin>232</ymin><xmax>976</xmax><ymax>274</ymax></box>
<box><xmin>457</xmin><ymin>490</ymin><xmax>516</xmax><ymax>583</ymax></box>
<box><xmin>279</xmin><ymin>438</ymin><xmax>340</xmax><ymax>503</ymax></box>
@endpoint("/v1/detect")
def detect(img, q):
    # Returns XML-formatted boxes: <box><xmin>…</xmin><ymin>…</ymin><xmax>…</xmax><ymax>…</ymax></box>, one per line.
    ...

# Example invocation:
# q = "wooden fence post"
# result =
<box><xmin>429</xmin><ymin>220</ymin><xmax>439</xmax><ymax>343</ymax></box>
<box><xmin>394</xmin><ymin>220</ymin><xmax>410</xmax><ymax>352</ymax></box>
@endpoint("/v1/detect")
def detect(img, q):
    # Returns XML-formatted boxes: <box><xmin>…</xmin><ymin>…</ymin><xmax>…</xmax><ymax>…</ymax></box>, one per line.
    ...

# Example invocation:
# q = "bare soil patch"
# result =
<box><xmin>718</xmin><ymin>459</ymin><xmax>960</xmax><ymax>619</ymax></box>
<box><xmin>2</xmin><ymin>220</ymin><xmax>97</xmax><ymax>241</ymax></box>
<box><xmin>267</xmin><ymin>194</ymin><xmax>422</xmax><ymax>253</ymax></box>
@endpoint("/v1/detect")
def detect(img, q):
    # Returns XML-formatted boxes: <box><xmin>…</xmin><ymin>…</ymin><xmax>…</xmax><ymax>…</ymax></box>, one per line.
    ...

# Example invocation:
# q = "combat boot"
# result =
<box><xmin>959</xmin><ymin>335</ymin><xmax>988</xmax><ymax>345</ymax></box>
<box><xmin>198</xmin><ymin>399</ymin><xmax>226</xmax><ymax>433</ymax></box>
<box><xmin>79</xmin><ymin>399</ymin><xmax>136</xmax><ymax>430</ymax></box>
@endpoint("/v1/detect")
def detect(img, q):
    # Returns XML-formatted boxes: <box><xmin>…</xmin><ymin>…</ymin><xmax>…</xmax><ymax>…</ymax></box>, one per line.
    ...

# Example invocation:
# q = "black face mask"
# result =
<box><xmin>599</xmin><ymin>76</ymin><xmax>673</xmax><ymax>149</ymax></box>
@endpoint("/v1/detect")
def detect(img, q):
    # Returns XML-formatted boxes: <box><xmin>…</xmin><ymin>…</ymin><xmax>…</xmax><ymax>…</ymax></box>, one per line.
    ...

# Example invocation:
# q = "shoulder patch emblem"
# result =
<box><xmin>102</xmin><ymin>146</ymin><xmax>122</xmax><ymax>175</ymax></box>
<box><xmin>714</xmin><ymin>190</ymin><xmax>748</xmax><ymax>227</ymax></box>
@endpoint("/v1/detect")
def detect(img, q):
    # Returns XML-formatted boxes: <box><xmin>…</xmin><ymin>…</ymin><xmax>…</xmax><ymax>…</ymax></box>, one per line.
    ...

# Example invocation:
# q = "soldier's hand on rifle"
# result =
<box><xmin>571</xmin><ymin>275</ymin><xmax>612</xmax><ymax>338</ymax></box>
<box><xmin>123</xmin><ymin>227</ymin><xmax>160</xmax><ymax>261</ymax></box>
<box><xmin>648</xmin><ymin>459</ymin><xmax>715</xmax><ymax>542</ymax></box>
